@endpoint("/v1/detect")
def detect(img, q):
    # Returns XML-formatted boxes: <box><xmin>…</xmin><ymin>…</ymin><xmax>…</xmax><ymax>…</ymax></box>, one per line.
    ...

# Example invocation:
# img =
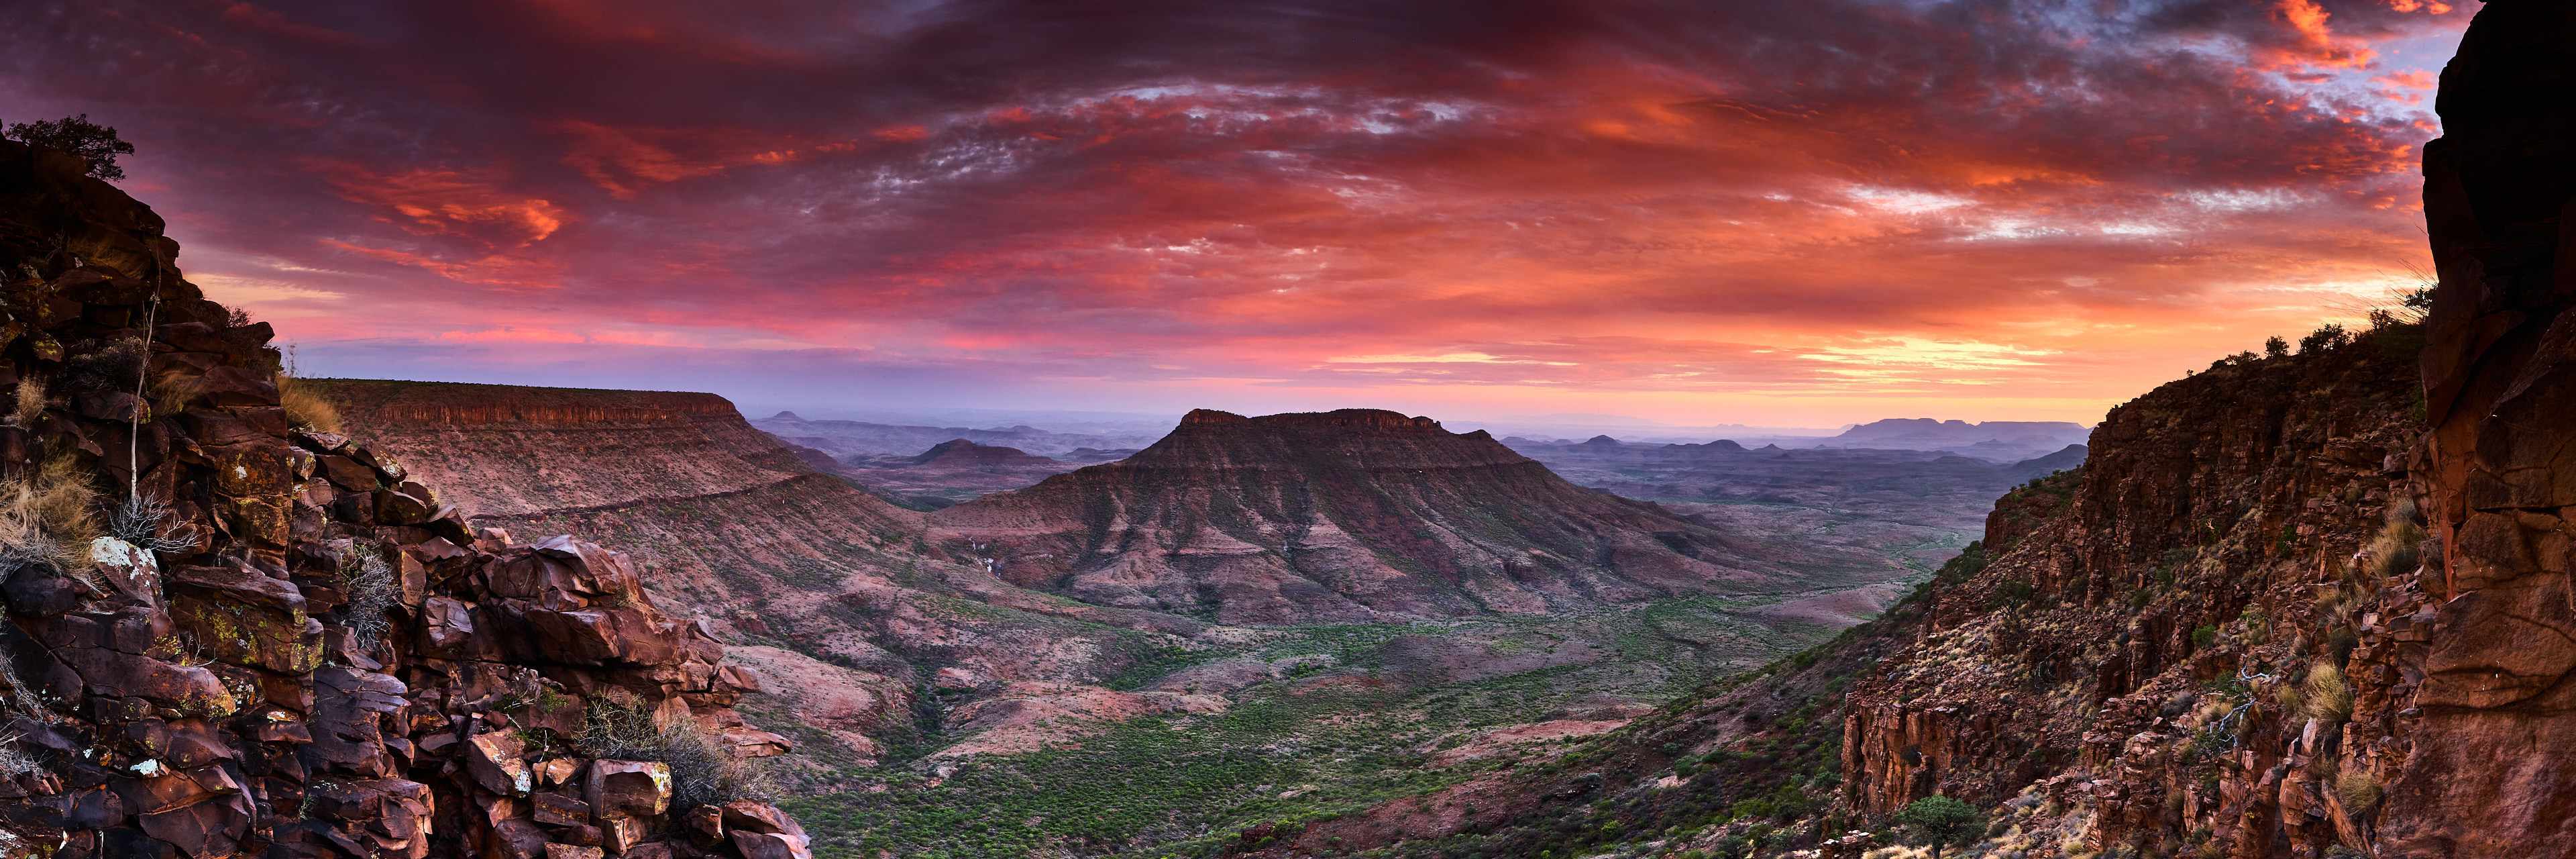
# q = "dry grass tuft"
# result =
<box><xmin>339</xmin><ymin>548</ymin><xmax>398</xmax><ymax>650</ymax></box>
<box><xmin>2365</xmin><ymin>499</ymin><xmax>2427</xmax><ymax>582</ymax></box>
<box><xmin>150</xmin><ymin>369</ymin><xmax>204</xmax><ymax>420</ymax></box>
<box><xmin>9</xmin><ymin>380</ymin><xmax>42</xmax><ymax>427</ymax></box>
<box><xmin>60</xmin><ymin>337</ymin><xmax>146</xmax><ymax>397</ymax></box>
<box><xmin>0</xmin><ymin>454</ymin><xmax>101</xmax><ymax>585</ymax></box>
<box><xmin>2303</xmin><ymin>664</ymin><xmax>2353</xmax><ymax>723</ymax></box>
<box><xmin>2334</xmin><ymin>770</ymin><xmax>2383</xmax><ymax>813</ymax></box>
<box><xmin>278</xmin><ymin>375</ymin><xmax>341</xmax><ymax>434</ymax></box>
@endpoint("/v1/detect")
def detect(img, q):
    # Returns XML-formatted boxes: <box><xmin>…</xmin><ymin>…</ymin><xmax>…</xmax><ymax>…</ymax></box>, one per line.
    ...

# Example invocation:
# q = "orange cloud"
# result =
<box><xmin>312</xmin><ymin>162</ymin><xmax>566</xmax><ymax>248</ymax></box>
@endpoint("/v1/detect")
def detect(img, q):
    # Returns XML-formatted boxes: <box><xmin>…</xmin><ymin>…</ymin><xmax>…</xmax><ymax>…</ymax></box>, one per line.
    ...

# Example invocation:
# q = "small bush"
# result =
<box><xmin>339</xmin><ymin>547</ymin><xmax>398</xmax><ymax>650</ymax></box>
<box><xmin>2303</xmin><ymin>664</ymin><xmax>2353</xmax><ymax>723</ymax></box>
<box><xmin>278</xmin><ymin>375</ymin><xmax>342</xmax><ymax>434</ymax></box>
<box><xmin>2191</xmin><ymin>625</ymin><xmax>2218</xmax><ymax>649</ymax></box>
<box><xmin>60</xmin><ymin>337</ymin><xmax>146</xmax><ymax>397</ymax></box>
<box><xmin>105</xmin><ymin>492</ymin><xmax>197</xmax><ymax>554</ymax></box>
<box><xmin>0</xmin><ymin>731</ymin><xmax>34</xmax><ymax>776</ymax></box>
<box><xmin>580</xmin><ymin>704</ymin><xmax>777</xmax><ymax>810</ymax></box>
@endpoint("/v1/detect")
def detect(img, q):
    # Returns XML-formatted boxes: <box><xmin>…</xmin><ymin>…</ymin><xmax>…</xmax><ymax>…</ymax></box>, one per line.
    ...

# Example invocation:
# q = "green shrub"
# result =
<box><xmin>1894</xmin><ymin>795</ymin><xmax>1985</xmax><ymax>859</ymax></box>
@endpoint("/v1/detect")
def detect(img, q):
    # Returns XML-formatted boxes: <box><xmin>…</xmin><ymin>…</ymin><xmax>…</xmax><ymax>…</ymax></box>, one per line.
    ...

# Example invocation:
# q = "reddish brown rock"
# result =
<box><xmin>585</xmin><ymin>760</ymin><xmax>672</xmax><ymax>821</ymax></box>
<box><xmin>2383</xmin><ymin>5</ymin><xmax>2576</xmax><ymax>857</ymax></box>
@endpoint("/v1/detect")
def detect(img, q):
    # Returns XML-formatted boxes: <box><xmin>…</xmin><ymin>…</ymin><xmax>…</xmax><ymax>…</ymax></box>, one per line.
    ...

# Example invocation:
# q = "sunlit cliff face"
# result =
<box><xmin>1</xmin><ymin>1</ymin><xmax>2466</xmax><ymax>424</ymax></box>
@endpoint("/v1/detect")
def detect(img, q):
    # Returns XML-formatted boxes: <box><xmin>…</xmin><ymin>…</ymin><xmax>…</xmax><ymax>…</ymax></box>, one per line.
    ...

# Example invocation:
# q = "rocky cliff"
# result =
<box><xmin>2385</xmin><ymin>2</ymin><xmax>2576</xmax><ymax>854</ymax></box>
<box><xmin>1835</xmin><ymin>327</ymin><xmax>2423</xmax><ymax>856</ymax></box>
<box><xmin>931</xmin><ymin>408</ymin><xmax>1783</xmax><ymax>624</ymax></box>
<box><xmin>0</xmin><ymin>142</ymin><xmax>811</xmax><ymax>856</ymax></box>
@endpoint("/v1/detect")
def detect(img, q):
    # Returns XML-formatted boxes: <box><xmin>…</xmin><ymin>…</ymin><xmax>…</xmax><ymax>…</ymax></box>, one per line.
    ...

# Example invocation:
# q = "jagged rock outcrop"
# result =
<box><xmin>2384</xmin><ymin>3</ymin><xmax>2576</xmax><ymax>855</ymax></box>
<box><xmin>0</xmin><ymin>140</ymin><xmax>808</xmax><ymax>856</ymax></box>
<box><xmin>932</xmin><ymin>408</ymin><xmax>1780</xmax><ymax>623</ymax></box>
<box><xmin>1835</xmin><ymin>334</ymin><xmax>2422</xmax><ymax>854</ymax></box>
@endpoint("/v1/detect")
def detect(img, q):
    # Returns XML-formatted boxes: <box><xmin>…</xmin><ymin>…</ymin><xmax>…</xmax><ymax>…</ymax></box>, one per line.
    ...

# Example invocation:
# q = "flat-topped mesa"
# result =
<box><xmin>317</xmin><ymin>380</ymin><xmax>742</xmax><ymax>427</ymax></box>
<box><xmin>1176</xmin><ymin>407</ymin><xmax>1444</xmax><ymax>432</ymax></box>
<box><xmin>934</xmin><ymin>407</ymin><xmax>1780</xmax><ymax>624</ymax></box>
<box><xmin>307</xmin><ymin>379</ymin><xmax>865</xmax><ymax>523</ymax></box>
<box><xmin>1128</xmin><ymin>407</ymin><xmax>1532</xmax><ymax>474</ymax></box>
<box><xmin>908</xmin><ymin>438</ymin><xmax>1048</xmax><ymax>466</ymax></box>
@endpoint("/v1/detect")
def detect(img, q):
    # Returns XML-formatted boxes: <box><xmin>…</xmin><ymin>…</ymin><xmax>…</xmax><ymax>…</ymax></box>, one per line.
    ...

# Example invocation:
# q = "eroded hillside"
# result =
<box><xmin>933</xmin><ymin>409</ymin><xmax>1791</xmax><ymax>624</ymax></box>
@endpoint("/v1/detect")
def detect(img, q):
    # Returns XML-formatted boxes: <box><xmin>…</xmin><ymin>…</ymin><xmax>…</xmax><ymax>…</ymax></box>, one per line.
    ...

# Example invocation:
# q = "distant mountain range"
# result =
<box><xmin>1519</xmin><ymin>417</ymin><xmax>2093</xmax><ymax>463</ymax></box>
<box><xmin>1806</xmin><ymin>417</ymin><xmax>2092</xmax><ymax>460</ymax></box>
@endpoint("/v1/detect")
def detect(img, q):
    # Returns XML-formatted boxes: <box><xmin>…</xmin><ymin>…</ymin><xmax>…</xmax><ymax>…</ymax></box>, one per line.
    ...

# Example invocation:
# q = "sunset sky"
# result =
<box><xmin>2</xmin><ymin>1</ymin><xmax>2467</xmax><ymax>427</ymax></box>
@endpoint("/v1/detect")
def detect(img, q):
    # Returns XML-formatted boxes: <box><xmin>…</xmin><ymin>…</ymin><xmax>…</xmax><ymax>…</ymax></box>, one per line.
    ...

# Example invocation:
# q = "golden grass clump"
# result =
<box><xmin>278</xmin><ymin>375</ymin><xmax>342</xmax><ymax>434</ymax></box>
<box><xmin>0</xmin><ymin>454</ymin><xmax>102</xmax><ymax>583</ymax></box>
<box><xmin>2303</xmin><ymin>663</ymin><xmax>2353</xmax><ymax>723</ymax></box>
<box><xmin>2334</xmin><ymin>769</ymin><xmax>2383</xmax><ymax>812</ymax></box>
<box><xmin>2365</xmin><ymin>499</ymin><xmax>2428</xmax><ymax>582</ymax></box>
<box><xmin>150</xmin><ymin>368</ymin><xmax>205</xmax><ymax>420</ymax></box>
<box><xmin>9</xmin><ymin>380</ymin><xmax>42</xmax><ymax>427</ymax></box>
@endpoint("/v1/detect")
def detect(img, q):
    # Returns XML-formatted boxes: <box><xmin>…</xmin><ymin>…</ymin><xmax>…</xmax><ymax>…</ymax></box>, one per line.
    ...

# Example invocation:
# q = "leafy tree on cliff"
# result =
<box><xmin>3</xmin><ymin>114</ymin><xmax>136</xmax><ymax>181</ymax></box>
<box><xmin>1894</xmin><ymin>795</ymin><xmax>1985</xmax><ymax>859</ymax></box>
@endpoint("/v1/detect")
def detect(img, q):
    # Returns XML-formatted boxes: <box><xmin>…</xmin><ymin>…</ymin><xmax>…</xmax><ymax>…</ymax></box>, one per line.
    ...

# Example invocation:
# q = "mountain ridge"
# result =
<box><xmin>930</xmin><ymin>407</ymin><xmax>1783</xmax><ymax>623</ymax></box>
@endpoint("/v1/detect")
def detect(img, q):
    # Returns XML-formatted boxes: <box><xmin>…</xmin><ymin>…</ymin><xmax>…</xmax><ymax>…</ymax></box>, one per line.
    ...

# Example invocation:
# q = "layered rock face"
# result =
<box><xmin>2385</xmin><ymin>3</ymin><xmax>2576</xmax><ymax>854</ymax></box>
<box><xmin>0</xmin><ymin>142</ymin><xmax>808</xmax><ymax>856</ymax></box>
<box><xmin>932</xmin><ymin>408</ymin><xmax>1778</xmax><ymax>623</ymax></box>
<box><xmin>305</xmin><ymin>381</ymin><xmax>1225</xmax><ymax>770</ymax></box>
